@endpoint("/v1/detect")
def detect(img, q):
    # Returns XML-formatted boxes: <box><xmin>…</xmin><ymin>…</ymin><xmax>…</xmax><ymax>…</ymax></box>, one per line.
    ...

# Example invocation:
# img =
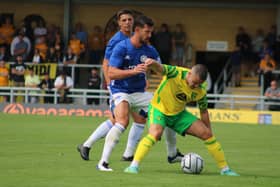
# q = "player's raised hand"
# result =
<box><xmin>144</xmin><ymin>58</ymin><xmax>155</xmax><ymax>66</ymax></box>
<box><xmin>144</xmin><ymin>58</ymin><xmax>164</xmax><ymax>74</ymax></box>
<box><xmin>134</xmin><ymin>63</ymin><xmax>148</xmax><ymax>73</ymax></box>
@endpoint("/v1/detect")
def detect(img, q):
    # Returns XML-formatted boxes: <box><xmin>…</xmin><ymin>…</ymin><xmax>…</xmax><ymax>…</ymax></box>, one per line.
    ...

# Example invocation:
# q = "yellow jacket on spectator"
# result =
<box><xmin>69</xmin><ymin>39</ymin><xmax>85</xmax><ymax>56</ymax></box>
<box><xmin>0</xmin><ymin>66</ymin><xmax>9</xmax><ymax>86</ymax></box>
<box><xmin>259</xmin><ymin>59</ymin><xmax>276</xmax><ymax>72</ymax></box>
<box><xmin>0</xmin><ymin>24</ymin><xmax>15</xmax><ymax>45</ymax></box>
<box><xmin>35</xmin><ymin>42</ymin><xmax>48</xmax><ymax>60</ymax></box>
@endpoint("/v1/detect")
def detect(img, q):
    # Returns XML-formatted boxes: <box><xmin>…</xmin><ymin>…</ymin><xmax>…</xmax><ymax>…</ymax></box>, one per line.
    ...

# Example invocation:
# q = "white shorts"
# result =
<box><xmin>111</xmin><ymin>92</ymin><xmax>153</xmax><ymax>118</ymax></box>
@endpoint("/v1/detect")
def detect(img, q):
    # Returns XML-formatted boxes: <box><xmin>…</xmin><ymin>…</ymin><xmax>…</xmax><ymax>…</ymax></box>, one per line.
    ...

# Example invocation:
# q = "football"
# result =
<box><xmin>181</xmin><ymin>152</ymin><xmax>204</xmax><ymax>174</ymax></box>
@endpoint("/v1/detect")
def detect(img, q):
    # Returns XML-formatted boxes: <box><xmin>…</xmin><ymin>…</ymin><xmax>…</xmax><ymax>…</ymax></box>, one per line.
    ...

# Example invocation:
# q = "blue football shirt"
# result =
<box><xmin>104</xmin><ymin>31</ymin><xmax>129</xmax><ymax>60</ymax></box>
<box><xmin>109</xmin><ymin>38</ymin><xmax>161</xmax><ymax>94</ymax></box>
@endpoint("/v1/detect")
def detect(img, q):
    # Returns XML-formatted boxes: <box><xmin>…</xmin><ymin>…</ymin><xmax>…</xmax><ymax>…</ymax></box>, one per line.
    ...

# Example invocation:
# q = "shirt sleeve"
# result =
<box><xmin>162</xmin><ymin>64</ymin><xmax>178</xmax><ymax>78</ymax></box>
<box><xmin>150</xmin><ymin>46</ymin><xmax>162</xmax><ymax>64</ymax></box>
<box><xmin>197</xmin><ymin>95</ymin><xmax>208</xmax><ymax>111</ymax></box>
<box><xmin>109</xmin><ymin>43</ymin><xmax>125</xmax><ymax>68</ymax></box>
<box><xmin>104</xmin><ymin>40</ymin><xmax>115</xmax><ymax>60</ymax></box>
<box><xmin>67</xmin><ymin>77</ymin><xmax>73</xmax><ymax>88</ymax></box>
<box><xmin>54</xmin><ymin>78</ymin><xmax>60</xmax><ymax>87</ymax></box>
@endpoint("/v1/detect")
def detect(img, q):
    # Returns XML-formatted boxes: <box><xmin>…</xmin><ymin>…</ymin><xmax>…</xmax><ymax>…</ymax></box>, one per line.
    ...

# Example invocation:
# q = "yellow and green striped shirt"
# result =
<box><xmin>151</xmin><ymin>65</ymin><xmax>208</xmax><ymax>115</ymax></box>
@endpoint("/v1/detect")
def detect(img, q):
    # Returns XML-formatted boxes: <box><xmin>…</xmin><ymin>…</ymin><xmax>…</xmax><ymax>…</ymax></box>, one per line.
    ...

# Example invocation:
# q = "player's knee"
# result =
<box><xmin>109</xmin><ymin>115</ymin><xmax>115</xmax><ymax>124</ymax></box>
<box><xmin>133</xmin><ymin>117</ymin><xmax>146</xmax><ymax>124</ymax></box>
<box><xmin>131</xmin><ymin>111</ymin><xmax>147</xmax><ymax>124</ymax></box>
<box><xmin>149</xmin><ymin>127</ymin><xmax>163</xmax><ymax>141</ymax></box>
<box><xmin>150</xmin><ymin>131</ymin><xmax>161</xmax><ymax>141</ymax></box>
<box><xmin>118</xmin><ymin>119</ymin><xmax>129</xmax><ymax>127</ymax></box>
<box><xmin>201</xmin><ymin>128</ymin><xmax>213</xmax><ymax>140</ymax></box>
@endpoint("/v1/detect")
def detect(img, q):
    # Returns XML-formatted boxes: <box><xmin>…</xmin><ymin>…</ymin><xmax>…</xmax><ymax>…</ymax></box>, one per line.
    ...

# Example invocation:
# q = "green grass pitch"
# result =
<box><xmin>0</xmin><ymin>113</ymin><xmax>280</xmax><ymax>187</ymax></box>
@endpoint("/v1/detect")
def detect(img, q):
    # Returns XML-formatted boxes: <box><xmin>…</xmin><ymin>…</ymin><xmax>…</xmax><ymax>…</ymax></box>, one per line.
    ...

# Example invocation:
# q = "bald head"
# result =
<box><xmin>191</xmin><ymin>64</ymin><xmax>208</xmax><ymax>82</ymax></box>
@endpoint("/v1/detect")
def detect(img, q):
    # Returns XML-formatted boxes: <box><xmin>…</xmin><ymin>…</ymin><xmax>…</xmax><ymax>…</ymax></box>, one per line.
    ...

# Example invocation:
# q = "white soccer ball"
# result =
<box><xmin>181</xmin><ymin>152</ymin><xmax>204</xmax><ymax>174</ymax></box>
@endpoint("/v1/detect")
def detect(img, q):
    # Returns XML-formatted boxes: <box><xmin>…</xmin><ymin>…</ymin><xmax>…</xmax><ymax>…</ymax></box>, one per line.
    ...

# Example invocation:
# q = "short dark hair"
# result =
<box><xmin>192</xmin><ymin>64</ymin><xmax>208</xmax><ymax>81</ymax></box>
<box><xmin>117</xmin><ymin>9</ymin><xmax>133</xmax><ymax>20</ymax></box>
<box><xmin>133</xmin><ymin>15</ymin><xmax>154</xmax><ymax>31</ymax></box>
<box><xmin>91</xmin><ymin>67</ymin><xmax>98</xmax><ymax>71</ymax></box>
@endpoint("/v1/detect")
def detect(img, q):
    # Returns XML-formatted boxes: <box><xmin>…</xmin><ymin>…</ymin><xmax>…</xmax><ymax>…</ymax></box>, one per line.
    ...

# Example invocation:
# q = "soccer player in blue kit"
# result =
<box><xmin>78</xmin><ymin>9</ymin><xmax>140</xmax><ymax>161</ymax></box>
<box><xmin>78</xmin><ymin>10</ymin><xmax>182</xmax><ymax>166</ymax></box>
<box><xmin>97</xmin><ymin>15</ymin><xmax>179</xmax><ymax>171</ymax></box>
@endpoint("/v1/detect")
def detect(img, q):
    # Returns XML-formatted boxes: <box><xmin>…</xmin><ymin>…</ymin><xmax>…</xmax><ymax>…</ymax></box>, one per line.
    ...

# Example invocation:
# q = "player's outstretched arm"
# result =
<box><xmin>144</xmin><ymin>58</ymin><xmax>164</xmax><ymax>75</ymax></box>
<box><xmin>102</xmin><ymin>58</ymin><xmax>110</xmax><ymax>86</ymax></box>
<box><xmin>108</xmin><ymin>63</ymin><xmax>147</xmax><ymax>80</ymax></box>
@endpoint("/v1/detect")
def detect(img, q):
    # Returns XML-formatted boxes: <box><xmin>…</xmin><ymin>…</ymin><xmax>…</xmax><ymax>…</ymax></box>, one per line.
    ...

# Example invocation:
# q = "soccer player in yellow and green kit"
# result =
<box><xmin>124</xmin><ymin>59</ymin><xmax>239</xmax><ymax>176</ymax></box>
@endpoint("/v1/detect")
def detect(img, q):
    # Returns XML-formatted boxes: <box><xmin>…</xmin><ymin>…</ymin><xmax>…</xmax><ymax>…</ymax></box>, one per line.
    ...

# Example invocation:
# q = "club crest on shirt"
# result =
<box><xmin>140</xmin><ymin>55</ymin><xmax>147</xmax><ymax>63</ymax></box>
<box><xmin>176</xmin><ymin>92</ymin><xmax>187</xmax><ymax>101</ymax></box>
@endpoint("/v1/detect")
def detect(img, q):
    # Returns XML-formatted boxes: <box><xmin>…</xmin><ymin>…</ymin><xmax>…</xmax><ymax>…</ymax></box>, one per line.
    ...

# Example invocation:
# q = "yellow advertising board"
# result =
<box><xmin>7</xmin><ymin>63</ymin><xmax>58</xmax><ymax>79</ymax></box>
<box><xmin>187</xmin><ymin>108</ymin><xmax>280</xmax><ymax>125</ymax></box>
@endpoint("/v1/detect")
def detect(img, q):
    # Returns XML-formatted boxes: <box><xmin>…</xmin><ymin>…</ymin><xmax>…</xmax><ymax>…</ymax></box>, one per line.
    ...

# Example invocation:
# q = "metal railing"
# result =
<box><xmin>7</xmin><ymin>62</ymin><xmax>104</xmax><ymax>88</ymax></box>
<box><xmin>58</xmin><ymin>64</ymin><xmax>103</xmax><ymax>84</ymax></box>
<box><xmin>213</xmin><ymin>58</ymin><xmax>232</xmax><ymax>94</ymax></box>
<box><xmin>0</xmin><ymin>87</ymin><xmax>109</xmax><ymax>105</ymax></box>
<box><xmin>0</xmin><ymin>87</ymin><xmax>280</xmax><ymax>110</ymax></box>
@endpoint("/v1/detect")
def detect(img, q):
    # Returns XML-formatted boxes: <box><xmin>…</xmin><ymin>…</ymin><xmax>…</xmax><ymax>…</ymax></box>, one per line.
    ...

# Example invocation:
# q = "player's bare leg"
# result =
<box><xmin>122</xmin><ymin>111</ymin><xmax>146</xmax><ymax>161</ymax></box>
<box><xmin>77</xmin><ymin>113</ymin><xmax>115</xmax><ymax>160</ymax></box>
<box><xmin>97</xmin><ymin>101</ymin><xmax>130</xmax><ymax>171</ymax></box>
<box><xmin>186</xmin><ymin>120</ymin><xmax>239</xmax><ymax>176</ymax></box>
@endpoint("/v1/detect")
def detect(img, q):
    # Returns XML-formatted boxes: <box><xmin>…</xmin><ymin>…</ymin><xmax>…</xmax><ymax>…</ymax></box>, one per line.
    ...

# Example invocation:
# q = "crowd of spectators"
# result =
<box><xmin>0</xmin><ymin>14</ymin><xmax>279</xmax><ymax>106</ymax></box>
<box><xmin>0</xmin><ymin>15</ymin><xmax>188</xmax><ymax>104</ymax></box>
<box><xmin>232</xmin><ymin>25</ymin><xmax>279</xmax><ymax>88</ymax></box>
<box><xmin>230</xmin><ymin>25</ymin><xmax>280</xmax><ymax>110</ymax></box>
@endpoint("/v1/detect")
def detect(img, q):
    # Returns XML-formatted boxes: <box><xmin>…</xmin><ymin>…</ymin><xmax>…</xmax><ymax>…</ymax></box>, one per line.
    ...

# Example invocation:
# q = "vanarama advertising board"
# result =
<box><xmin>0</xmin><ymin>103</ymin><xmax>279</xmax><ymax>125</ymax></box>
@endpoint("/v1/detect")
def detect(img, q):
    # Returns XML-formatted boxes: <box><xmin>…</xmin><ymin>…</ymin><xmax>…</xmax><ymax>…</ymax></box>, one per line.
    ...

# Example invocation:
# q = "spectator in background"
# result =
<box><xmin>275</xmin><ymin>35</ymin><xmax>280</xmax><ymax>67</ymax></box>
<box><xmin>11</xmin><ymin>55</ymin><xmax>26</xmax><ymax>87</ymax></box>
<box><xmin>251</xmin><ymin>29</ymin><xmax>265</xmax><ymax>77</ymax></box>
<box><xmin>32</xmin><ymin>48</ymin><xmax>43</xmax><ymax>64</ymax></box>
<box><xmin>75</xmin><ymin>22</ymin><xmax>88</xmax><ymax>46</ymax></box>
<box><xmin>33</xmin><ymin>20</ymin><xmax>47</xmax><ymax>42</ymax></box>
<box><xmin>0</xmin><ymin>17</ymin><xmax>15</xmax><ymax>58</ymax></box>
<box><xmin>46</xmin><ymin>46</ymin><xmax>61</xmax><ymax>63</ymax></box>
<box><xmin>54</xmin><ymin>70</ymin><xmax>73</xmax><ymax>103</ymax></box>
<box><xmin>252</xmin><ymin>29</ymin><xmax>265</xmax><ymax>61</ymax></box>
<box><xmin>25</xmin><ymin>68</ymin><xmax>40</xmax><ymax>103</ymax></box>
<box><xmin>11</xmin><ymin>55</ymin><xmax>26</xmax><ymax>102</ymax></box>
<box><xmin>10</xmin><ymin>31</ymin><xmax>31</xmax><ymax>61</ymax></box>
<box><xmin>230</xmin><ymin>46</ymin><xmax>242</xmax><ymax>87</ymax></box>
<box><xmin>17</xmin><ymin>20</ymin><xmax>28</xmax><ymax>39</ymax></box>
<box><xmin>35</xmin><ymin>36</ymin><xmax>48</xmax><ymax>61</ymax></box>
<box><xmin>236</xmin><ymin>26</ymin><xmax>252</xmax><ymax>51</ymax></box>
<box><xmin>0</xmin><ymin>46</ymin><xmax>9</xmax><ymax>61</ymax></box>
<box><xmin>172</xmin><ymin>24</ymin><xmax>186</xmax><ymax>66</ymax></box>
<box><xmin>62</xmin><ymin>47</ymin><xmax>78</xmax><ymax>75</ymax></box>
<box><xmin>38</xmin><ymin>73</ymin><xmax>54</xmax><ymax>103</ymax></box>
<box><xmin>69</xmin><ymin>32</ymin><xmax>85</xmax><ymax>58</ymax></box>
<box><xmin>0</xmin><ymin>60</ymin><xmax>9</xmax><ymax>102</ymax></box>
<box><xmin>265</xmin><ymin>80</ymin><xmax>280</xmax><ymax>111</ymax></box>
<box><xmin>87</xmin><ymin>67</ymin><xmax>101</xmax><ymax>105</ymax></box>
<box><xmin>154</xmin><ymin>23</ymin><xmax>172</xmax><ymax>65</ymax></box>
<box><xmin>258</xmin><ymin>53</ymin><xmax>276</xmax><ymax>93</ymax></box>
<box><xmin>88</xmin><ymin>25</ymin><xmax>104</xmax><ymax>64</ymax></box>
<box><xmin>265</xmin><ymin>25</ymin><xmax>277</xmax><ymax>51</ymax></box>
<box><xmin>54</xmin><ymin>31</ymin><xmax>64</xmax><ymax>54</ymax></box>
<box><xmin>46</xmin><ymin>24</ymin><xmax>57</xmax><ymax>47</ymax></box>
<box><xmin>235</xmin><ymin>26</ymin><xmax>252</xmax><ymax>77</ymax></box>
<box><xmin>259</xmin><ymin>39</ymin><xmax>273</xmax><ymax>61</ymax></box>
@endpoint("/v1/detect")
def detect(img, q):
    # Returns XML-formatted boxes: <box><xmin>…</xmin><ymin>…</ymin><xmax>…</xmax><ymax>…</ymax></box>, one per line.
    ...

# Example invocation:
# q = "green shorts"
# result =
<box><xmin>148</xmin><ymin>104</ymin><xmax>198</xmax><ymax>136</ymax></box>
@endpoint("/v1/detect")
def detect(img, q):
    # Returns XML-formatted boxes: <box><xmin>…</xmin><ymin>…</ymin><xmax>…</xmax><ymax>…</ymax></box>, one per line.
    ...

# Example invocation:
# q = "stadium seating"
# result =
<box><xmin>216</xmin><ymin>76</ymin><xmax>260</xmax><ymax>110</ymax></box>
